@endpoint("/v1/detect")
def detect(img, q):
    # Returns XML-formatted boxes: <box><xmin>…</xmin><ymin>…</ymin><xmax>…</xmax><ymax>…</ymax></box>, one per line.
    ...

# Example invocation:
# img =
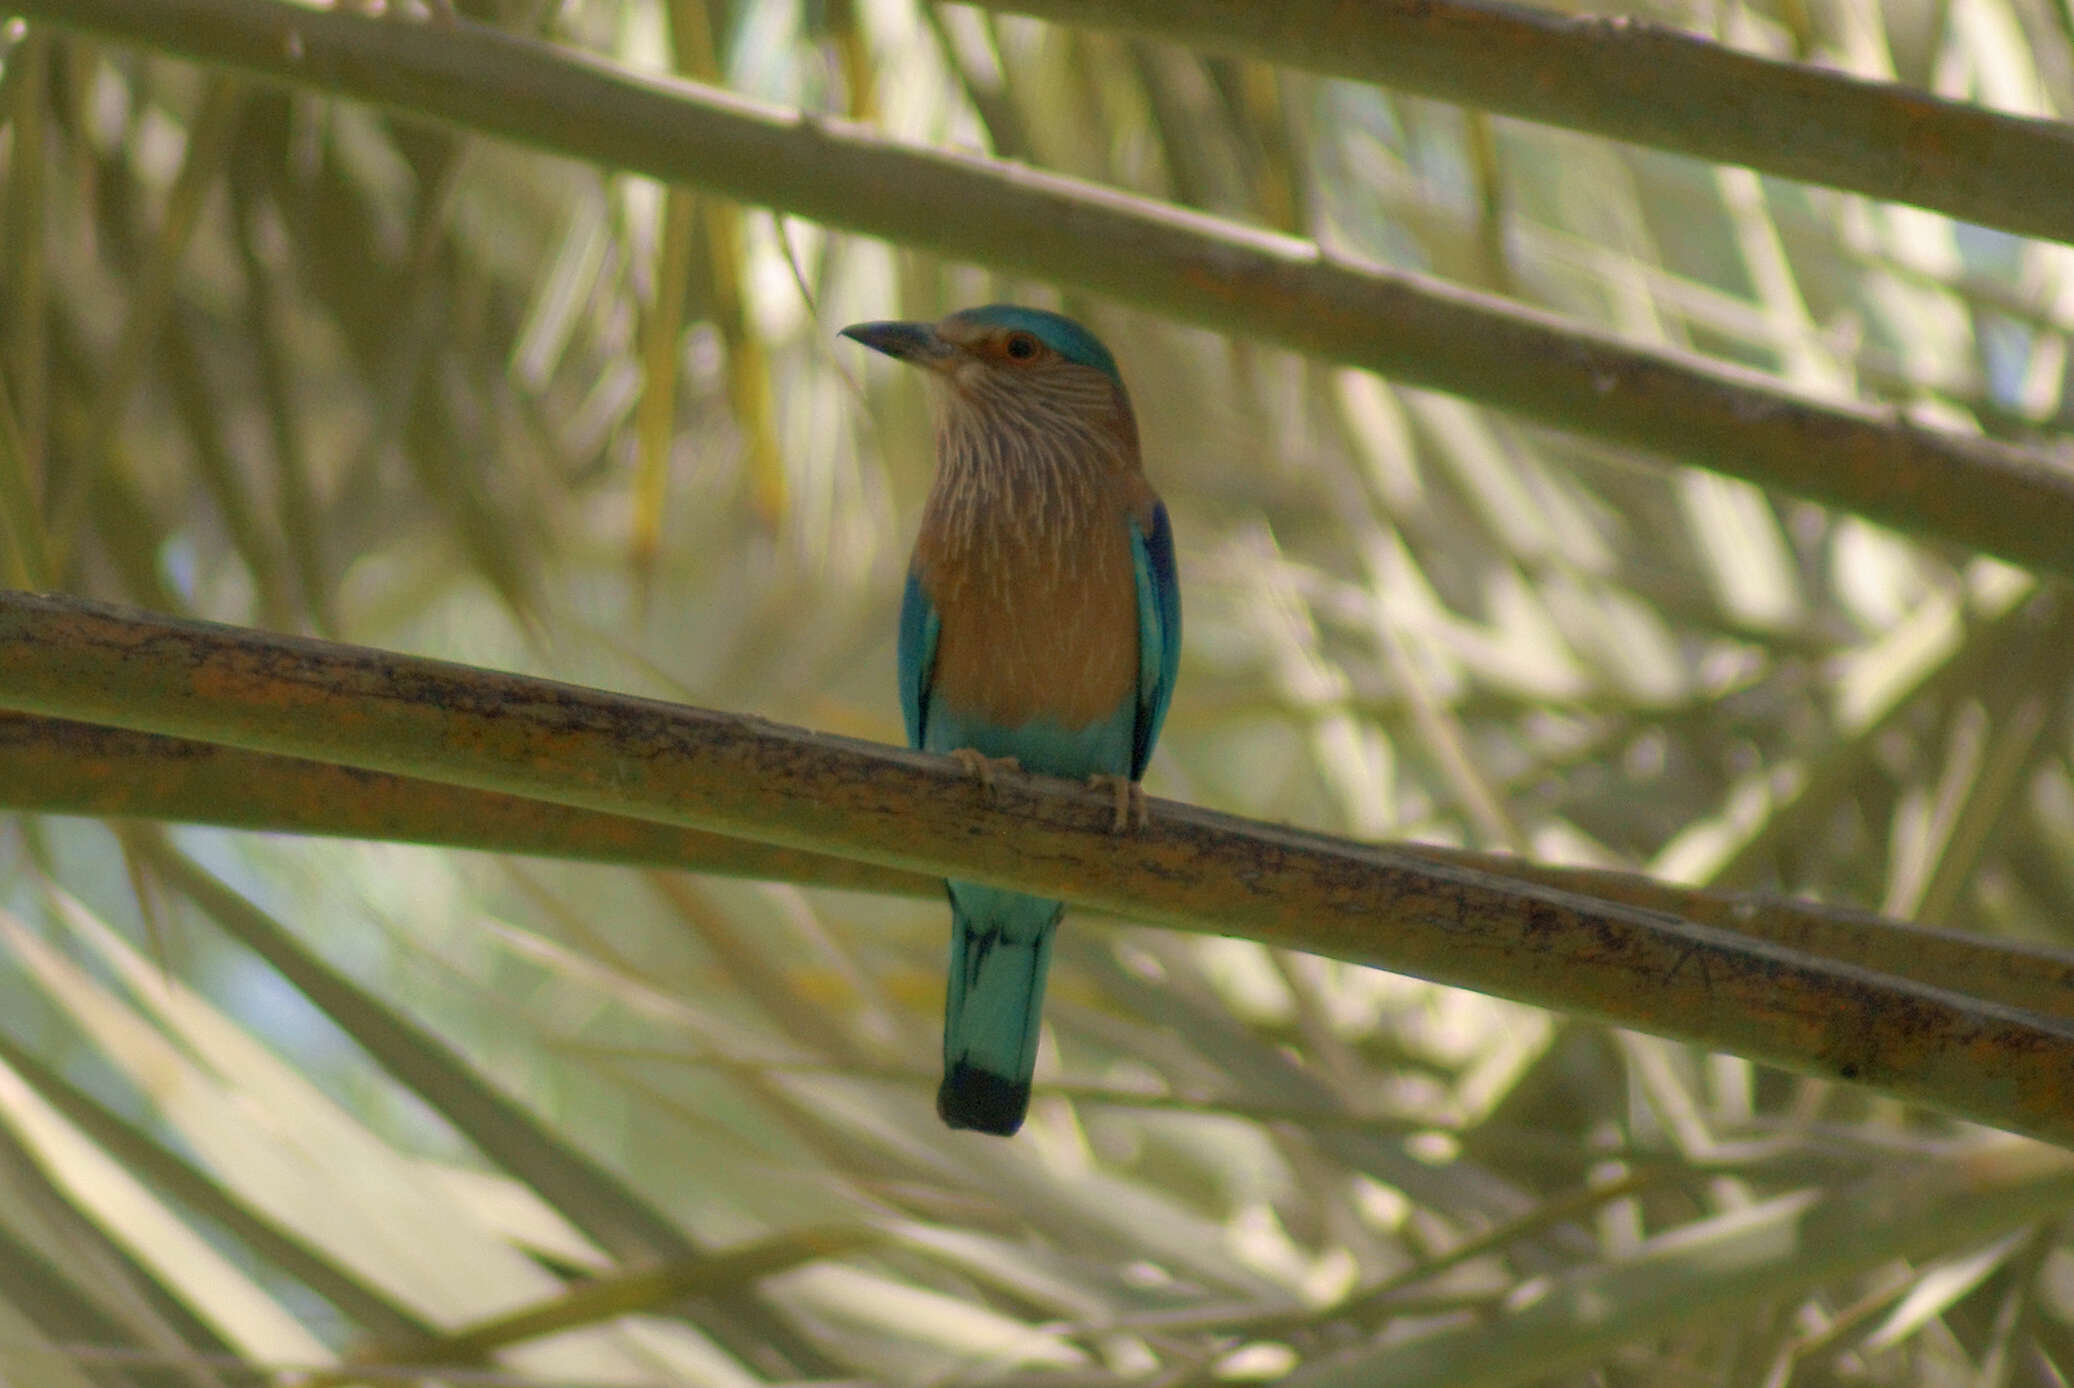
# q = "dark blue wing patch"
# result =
<box><xmin>897</xmin><ymin>570</ymin><xmax>941</xmax><ymax>751</ymax></box>
<box><xmin>1128</xmin><ymin>501</ymin><xmax>1181</xmax><ymax>781</ymax></box>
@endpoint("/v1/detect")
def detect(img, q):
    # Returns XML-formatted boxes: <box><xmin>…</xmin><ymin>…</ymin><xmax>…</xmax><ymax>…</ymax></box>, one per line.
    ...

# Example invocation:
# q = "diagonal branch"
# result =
<box><xmin>7</xmin><ymin>712</ymin><xmax>2074</xmax><ymax>1023</ymax></box>
<box><xmin>4</xmin><ymin>588</ymin><xmax>2074</xmax><ymax>1146</ymax></box>
<box><xmin>18</xmin><ymin>0</ymin><xmax>2074</xmax><ymax>579</ymax></box>
<box><xmin>960</xmin><ymin>0</ymin><xmax>2074</xmax><ymax>249</ymax></box>
<box><xmin>0</xmin><ymin>711</ymin><xmax>930</xmax><ymax>896</ymax></box>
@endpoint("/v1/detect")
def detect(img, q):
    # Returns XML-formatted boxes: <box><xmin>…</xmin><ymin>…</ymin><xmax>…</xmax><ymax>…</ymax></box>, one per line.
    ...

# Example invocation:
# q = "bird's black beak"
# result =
<box><xmin>839</xmin><ymin>319</ymin><xmax>955</xmax><ymax>370</ymax></box>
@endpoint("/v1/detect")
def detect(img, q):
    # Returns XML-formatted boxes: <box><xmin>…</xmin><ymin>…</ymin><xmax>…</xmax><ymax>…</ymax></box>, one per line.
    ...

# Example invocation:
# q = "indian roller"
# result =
<box><xmin>841</xmin><ymin>305</ymin><xmax>1181</xmax><ymax>1137</ymax></box>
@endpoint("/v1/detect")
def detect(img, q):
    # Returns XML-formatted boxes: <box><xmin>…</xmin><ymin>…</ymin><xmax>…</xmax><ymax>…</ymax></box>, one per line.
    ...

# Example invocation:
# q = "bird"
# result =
<box><xmin>841</xmin><ymin>304</ymin><xmax>1181</xmax><ymax>1137</ymax></box>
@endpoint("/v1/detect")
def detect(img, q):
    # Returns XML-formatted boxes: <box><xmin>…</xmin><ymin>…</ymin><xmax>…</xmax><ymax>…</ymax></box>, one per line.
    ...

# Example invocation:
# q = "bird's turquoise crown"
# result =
<box><xmin>948</xmin><ymin>304</ymin><xmax>1121</xmax><ymax>382</ymax></box>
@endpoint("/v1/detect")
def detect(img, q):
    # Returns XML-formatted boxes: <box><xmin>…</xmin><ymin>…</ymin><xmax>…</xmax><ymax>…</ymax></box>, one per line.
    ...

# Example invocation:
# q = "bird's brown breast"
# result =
<box><xmin>915</xmin><ymin>483</ymin><xmax>1140</xmax><ymax>731</ymax></box>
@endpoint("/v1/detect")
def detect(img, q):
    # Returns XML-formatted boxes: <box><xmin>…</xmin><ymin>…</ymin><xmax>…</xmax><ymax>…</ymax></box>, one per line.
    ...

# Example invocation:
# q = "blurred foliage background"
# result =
<box><xmin>6</xmin><ymin>0</ymin><xmax>2074</xmax><ymax>1382</ymax></box>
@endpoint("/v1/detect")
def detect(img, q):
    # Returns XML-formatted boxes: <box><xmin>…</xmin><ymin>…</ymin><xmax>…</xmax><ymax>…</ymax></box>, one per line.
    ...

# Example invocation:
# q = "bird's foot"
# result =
<box><xmin>950</xmin><ymin>748</ymin><xmax>1022</xmax><ymax>801</ymax></box>
<box><xmin>1088</xmin><ymin>774</ymin><xmax>1149</xmax><ymax>833</ymax></box>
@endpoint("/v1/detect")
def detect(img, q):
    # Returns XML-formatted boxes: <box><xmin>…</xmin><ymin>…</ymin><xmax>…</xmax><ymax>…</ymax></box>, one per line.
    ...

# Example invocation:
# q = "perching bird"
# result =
<box><xmin>842</xmin><ymin>305</ymin><xmax>1181</xmax><ymax>1137</ymax></box>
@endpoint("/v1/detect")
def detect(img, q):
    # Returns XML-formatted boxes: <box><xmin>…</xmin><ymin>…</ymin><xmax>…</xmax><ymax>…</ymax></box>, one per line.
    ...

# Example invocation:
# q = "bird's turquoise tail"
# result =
<box><xmin>938</xmin><ymin>882</ymin><xmax>1062</xmax><ymax>1136</ymax></box>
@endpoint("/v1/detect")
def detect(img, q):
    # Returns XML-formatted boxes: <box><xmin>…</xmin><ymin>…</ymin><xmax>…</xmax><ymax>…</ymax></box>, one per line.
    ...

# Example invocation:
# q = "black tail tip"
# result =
<box><xmin>937</xmin><ymin>1063</ymin><xmax>1030</xmax><ymax>1136</ymax></box>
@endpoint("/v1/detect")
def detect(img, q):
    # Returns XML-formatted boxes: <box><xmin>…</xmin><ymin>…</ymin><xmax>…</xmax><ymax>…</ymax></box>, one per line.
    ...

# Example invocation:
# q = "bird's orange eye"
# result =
<box><xmin>1004</xmin><ymin>332</ymin><xmax>1039</xmax><ymax>360</ymax></box>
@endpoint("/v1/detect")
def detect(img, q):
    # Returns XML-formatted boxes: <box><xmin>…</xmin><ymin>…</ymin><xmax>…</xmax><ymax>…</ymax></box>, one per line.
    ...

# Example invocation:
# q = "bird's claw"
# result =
<box><xmin>950</xmin><ymin>748</ymin><xmax>1022</xmax><ymax>801</ymax></box>
<box><xmin>1088</xmin><ymin>774</ymin><xmax>1149</xmax><ymax>833</ymax></box>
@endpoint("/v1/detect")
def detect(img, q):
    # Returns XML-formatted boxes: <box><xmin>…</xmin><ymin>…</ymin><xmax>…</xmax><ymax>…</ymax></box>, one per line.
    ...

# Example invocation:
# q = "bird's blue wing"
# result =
<box><xmin>1128</xmin><ymin>502</ymin><xmax>1181</xmax><ymax>780</ymax></box>
<box><xmin>897</xmin><ymin>570</ymin><xmax>941</xmax><ymax>751</ymax></box>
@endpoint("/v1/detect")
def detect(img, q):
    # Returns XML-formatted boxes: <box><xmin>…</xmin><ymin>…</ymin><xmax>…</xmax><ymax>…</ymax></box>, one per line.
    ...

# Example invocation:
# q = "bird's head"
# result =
<box><xmin>841</xmin><ymin>305</ymin><xmax>1137</xmax><ymax>470</ymax></box>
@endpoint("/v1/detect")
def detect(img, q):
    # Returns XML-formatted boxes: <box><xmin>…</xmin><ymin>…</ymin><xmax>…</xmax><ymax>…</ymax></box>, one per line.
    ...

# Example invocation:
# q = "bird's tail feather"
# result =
<box><xmin>938</xmin><ymin>883</ymin><xmax>1062</xmax><ymax>1136</ymax></box>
